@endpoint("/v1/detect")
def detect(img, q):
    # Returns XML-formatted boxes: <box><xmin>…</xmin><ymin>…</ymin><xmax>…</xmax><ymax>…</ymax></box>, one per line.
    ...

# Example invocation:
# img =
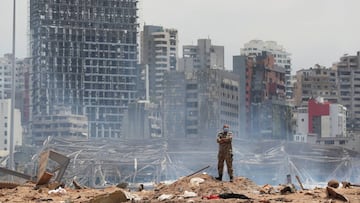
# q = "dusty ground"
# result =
<box><xmin>0</xmin><ymin>174</ymin><xmax>360</xmax><ymax>202</ymax></box>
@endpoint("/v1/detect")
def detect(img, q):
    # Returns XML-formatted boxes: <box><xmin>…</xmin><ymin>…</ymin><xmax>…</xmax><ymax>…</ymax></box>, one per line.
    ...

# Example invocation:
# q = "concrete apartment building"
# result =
<box><xmin>31</xmin><ymin>106</ymin><xmax>88</xmax><ymax>145</ymax></box>
<box><xmin>0</xmin><ymin>54</ymin><xmax>25</xmax><ymax>100</ymax></box>
<box><xmin>180</xmin><ymin>39</ymin><xmax>224</xmax><ymax>71</ymax></box>
<box><xmin>294</xmin><ymin>65</ymin><xmax>338</xmax><ymax>106</ymax></box>
<box><xmin>241</xmin><ymin>40</ymin><xmax>292</xmax><ymax>99</ymax></box>
<box><xmin>335</xmin><ymin>52</ymin><xmax>360</xmax><ymax>132</ymax></box>
<box><xmin>0</xmin><ymin>54</ymin><xmax>12</xmax><ymax>100</ymax></box>
<box><xmin>163</xmin><ymin>69</ymin><xmax>240</xmax><ymax>138</ymax></box>
<box><xmin>0</xmin><ymin>99</ymin><xmax>22</xmax><ymax>157</ymax></box>
<box><xmin>140</xmin><ymin>25</ymin><xmax>178</xmax><ymax>102</ymax></box>
<box><xmin>29</xmin><ymin>0</ymin><xmax>138</xmax><ymax>139</ymax></box>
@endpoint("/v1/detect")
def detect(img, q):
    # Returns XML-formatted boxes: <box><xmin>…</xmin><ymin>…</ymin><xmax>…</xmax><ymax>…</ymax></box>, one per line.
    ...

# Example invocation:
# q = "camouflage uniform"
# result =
<box><xmin>216</xmin><ymin>130</ymin><xmax>233</xmax><ymax>181</ymax></box>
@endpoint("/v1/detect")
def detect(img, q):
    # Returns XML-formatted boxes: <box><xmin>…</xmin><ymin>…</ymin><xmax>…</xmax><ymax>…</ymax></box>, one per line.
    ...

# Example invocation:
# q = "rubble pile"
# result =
<box><xmin>0</xmin><ymin>174</ymin><xmax>360</xmax><ymax>202</ymax></box>
<box><xmin>152</xmin><ymin>173</ymin><xmax>259</xmax><ymax>198</ymax></box>
<box><xmin>133</xmin><ymin>174</ymin><xmax>360</xmax><ymax>202</ymax></box>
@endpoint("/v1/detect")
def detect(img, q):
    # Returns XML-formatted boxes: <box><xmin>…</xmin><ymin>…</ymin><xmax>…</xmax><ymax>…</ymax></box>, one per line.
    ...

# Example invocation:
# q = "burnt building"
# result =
<box><xmin>233</xmin><ymin>52</ymin><xmax>292</xmax><ymax>139</ymax></box>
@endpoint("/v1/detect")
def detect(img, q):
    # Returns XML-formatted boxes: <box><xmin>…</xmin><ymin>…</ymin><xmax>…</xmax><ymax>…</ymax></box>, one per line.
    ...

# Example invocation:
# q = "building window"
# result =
<box><xmin>324</xmin><ymin>140</ymin><xmax>334</xmax><ymax>145</ymax></box>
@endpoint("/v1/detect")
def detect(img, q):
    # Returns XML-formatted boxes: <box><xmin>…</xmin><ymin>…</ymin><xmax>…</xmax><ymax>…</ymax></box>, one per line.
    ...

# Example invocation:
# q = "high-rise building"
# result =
<box><xmin>294</xmin><ymin>65</ymin><xmax>338</xmax><ymax>106</ymax></box>
<box><xmin>29</xmin><ymin>0</ymin><xmax>139</xmax><ymax>139</ymax></box>
<box><xmin>241</xmin><ymin>40</ymin><xmax>292</xmax><ymax>99</ymax></box>
<box><xmin>336</xmin><ymin>51</ymin><xmax>360</xmax><ymax>132</ymax></box>
<box><xmin>140</xmin><ymin>25</ymin><xmax>178</xmax><ymax>102</ymax></box>
<box><xmin>181</xmin><ymin>39</ymin><xmax>224</xmax><ymax>71</ymax></box>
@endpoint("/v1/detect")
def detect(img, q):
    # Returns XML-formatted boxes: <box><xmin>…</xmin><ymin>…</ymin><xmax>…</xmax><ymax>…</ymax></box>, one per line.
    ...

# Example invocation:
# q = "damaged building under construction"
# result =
<box><xmin>29</xmin><ymin>0</ymin><xmax>139</xmax><ymax>139</ymax></box>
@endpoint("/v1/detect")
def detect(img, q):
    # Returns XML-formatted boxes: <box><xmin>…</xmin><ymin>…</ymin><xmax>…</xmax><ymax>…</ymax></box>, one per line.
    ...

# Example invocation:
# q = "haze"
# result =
<box><xmin>1</xmin><ymin>0</ymin><xmax>360</xmax><ymax>72</ymax></box>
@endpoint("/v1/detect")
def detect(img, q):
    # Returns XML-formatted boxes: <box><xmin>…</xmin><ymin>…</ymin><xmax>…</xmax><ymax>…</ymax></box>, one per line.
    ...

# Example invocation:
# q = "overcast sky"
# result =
<box><xmin>1</xmin><ymin>0</ymin><xmax>359</xmax><ymax>73</ymax></box>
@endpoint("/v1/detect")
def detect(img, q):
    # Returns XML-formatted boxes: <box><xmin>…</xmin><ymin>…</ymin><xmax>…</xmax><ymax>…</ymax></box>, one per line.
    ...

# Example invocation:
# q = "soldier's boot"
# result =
<box><xmin>229</xmin><ymin>176</ymin><xmax>233</xmax><ymax>182</ymax></box>
<box><xmin>215</xmin><ymin>174</ymin><xmax>223</xmax><ymax>181</ymax></box>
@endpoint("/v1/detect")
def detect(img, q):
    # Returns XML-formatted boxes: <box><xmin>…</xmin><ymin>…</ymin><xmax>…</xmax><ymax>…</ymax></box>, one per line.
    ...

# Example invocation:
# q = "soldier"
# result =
<box><xmin>216</xmin><ymin>124</ymin><xmax>233</xmax><ymax>182</ymax></box>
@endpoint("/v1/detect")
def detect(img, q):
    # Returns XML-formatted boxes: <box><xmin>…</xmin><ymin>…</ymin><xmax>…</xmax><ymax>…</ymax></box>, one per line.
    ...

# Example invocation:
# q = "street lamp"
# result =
<box><xmin>9</xmin><ymin>0</ymin><xmax>16</xmax><ymax>171</ymax></box>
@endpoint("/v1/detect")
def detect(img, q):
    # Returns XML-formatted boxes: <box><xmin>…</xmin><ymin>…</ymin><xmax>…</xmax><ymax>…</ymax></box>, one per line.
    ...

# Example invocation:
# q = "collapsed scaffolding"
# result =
<box><xmin>4</xmin><ymin>137</ymin><xmax>359</xmax><ymax>188</ymax></box>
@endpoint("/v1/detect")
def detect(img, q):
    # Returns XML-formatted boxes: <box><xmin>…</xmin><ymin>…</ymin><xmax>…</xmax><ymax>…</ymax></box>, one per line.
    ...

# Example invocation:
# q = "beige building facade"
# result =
<box><xmin>0</xmin><ymin>99</ymin><xmax>22</xmax><ymax>157</ymax></box>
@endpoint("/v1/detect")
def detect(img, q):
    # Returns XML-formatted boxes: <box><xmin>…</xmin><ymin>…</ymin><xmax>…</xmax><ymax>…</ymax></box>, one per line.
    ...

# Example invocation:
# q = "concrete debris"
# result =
<box><xmin>327</xmin><ymin>179</ymin><xmax>340</xmax><ymax>188</ymax></box>
<box><xmin>116</xmin><ymin>182</ymin><xmax>128</xmax><ymax>189</ymax></box>
<box><xmin>326</xmin><ymin>186</ymin><xmax>349</xmax><ymax>202</ymax></box>
<box><xmin>342</xmin><ymin>181</ymin><xmax>360</xmax><ymax>188</ymax></box>
<box><xmin>260</xmin><ymin>184</ymin><xmax>276</xmax><ymax>194</ymax></box>
<box><xmin>189</xmin><ymin>177</ymin><xmax>204</xmax><ymax>187</ymax></box>
<box><xmin>0</xmin><ymin>181</ymin><xmax>20</xmax><ymax>189</ymax></box>
<box><xmin>342</xmin><ymin>181</ymin><xmax>352</xmax><ymax>188</ymax></box>
<box><xmin>157</xmin><ymin>194</ymin><xmax>174</xmax><ymax>201</ymax></box>
<box><xmin>89</xmin><ymin>190</ymin><xmax>127</xmax><ymax>203</ymax></box>
<box><xmin>183</xmin><ymin>190</ymin><xmax>197</xmax><ymax>198</ymax></box>
<box><xmin>280</xmin><ymin>184</ymin><xmax>297</xmax><ymax>195</ymax></box>
<box><xmin>48</xmin><ymin>186</ymin><xmax>67</xmax><ymax>195</ymax></box>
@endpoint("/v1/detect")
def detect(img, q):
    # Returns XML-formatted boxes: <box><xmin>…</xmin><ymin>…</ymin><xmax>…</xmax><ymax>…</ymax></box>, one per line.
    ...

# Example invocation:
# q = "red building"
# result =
<box><xmin>308</xmin><ymin>98</ymin><xmax>330</xmax><ymax>134</ymax></box>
